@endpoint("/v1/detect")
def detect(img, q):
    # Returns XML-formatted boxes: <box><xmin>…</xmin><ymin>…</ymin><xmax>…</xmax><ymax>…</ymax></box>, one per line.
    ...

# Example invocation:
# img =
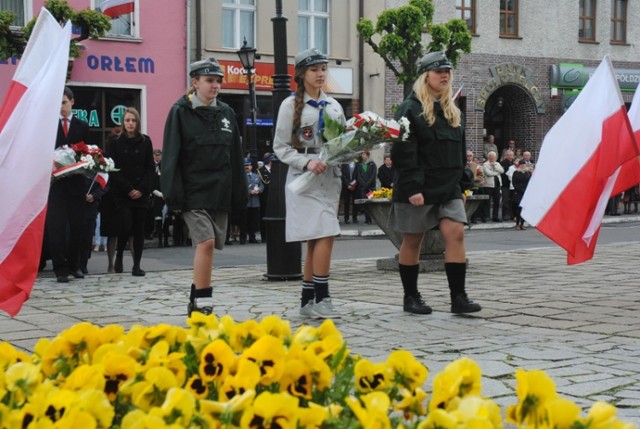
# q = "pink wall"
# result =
<box><xmin>0</xmin><ymin>0</ymin><xmax>186</xmax><ymax>148</ymax></box>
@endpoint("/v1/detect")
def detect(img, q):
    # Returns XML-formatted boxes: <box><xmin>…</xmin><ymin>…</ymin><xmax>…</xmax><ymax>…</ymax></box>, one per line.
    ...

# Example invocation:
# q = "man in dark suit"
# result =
<box><xmin>340</xmin><ymin>160</ymin><xmax>358</xmax><ymax>223</ymax></box>
<box><xmin>47</xmin><ymin>86</ymin><xmax>91</xmax><ymax>282</ymax></box>
<box><xmin>355</xmin><ymin>151</ymin><xmax>376</xmax><ymax>224</ymax></box>
<box><xmin>257</xmin><ymin>154</ymin><xmax>273</xmax><ymax>242</ymax></box>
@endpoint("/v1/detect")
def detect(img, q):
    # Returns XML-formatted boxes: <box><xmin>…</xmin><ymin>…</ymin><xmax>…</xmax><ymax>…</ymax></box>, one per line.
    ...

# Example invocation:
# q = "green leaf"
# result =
<box><xmin>322</xmin><ymin>109</ymin><xmax>346</xmax><ymax>142</ymax></box>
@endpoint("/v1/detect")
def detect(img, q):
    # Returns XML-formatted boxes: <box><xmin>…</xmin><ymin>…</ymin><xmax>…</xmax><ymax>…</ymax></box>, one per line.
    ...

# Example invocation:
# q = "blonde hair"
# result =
<box><xmin>413</xmin><ymin>71</ymin><xmax>461</xmax><ymax>128</ymax></box>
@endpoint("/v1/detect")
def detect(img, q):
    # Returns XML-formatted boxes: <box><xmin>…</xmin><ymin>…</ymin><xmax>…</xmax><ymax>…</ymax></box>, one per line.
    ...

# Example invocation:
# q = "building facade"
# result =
<box><xmin>0</xmin><ymin>0</ymin><xmax>187</xmax><ymax>149</ymax></box>
<box><xmin>385</xmin><ymin>0</ymin><xmax>640</xmax><ymax>159</ymax></box>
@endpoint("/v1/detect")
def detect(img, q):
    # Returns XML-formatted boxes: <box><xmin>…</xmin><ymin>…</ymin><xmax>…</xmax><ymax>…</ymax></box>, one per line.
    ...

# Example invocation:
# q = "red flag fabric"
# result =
<box><xmin>520</xmin><ymin>56</ymin><xmax>640</xmax><ymax>265</ymax></box>
<box><xmin>612</xmin><ymin>86</ymin><xmax>640</xmax><ymax>197</ymax></box>
<box><xmin>0</xmin><ymin>9</ymin><xmax>71</xmax><ymax>317</ymax></box>
<box><xmin>100</xmin><ymin>0</ymin><xmax>135</xmax><ymax>18</ymax></box>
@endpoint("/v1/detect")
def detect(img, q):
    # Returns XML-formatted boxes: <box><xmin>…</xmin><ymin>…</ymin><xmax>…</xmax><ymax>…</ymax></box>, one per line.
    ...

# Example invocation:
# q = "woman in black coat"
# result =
<box><xmin>108</xmin><ymin>107</ymin><xmax>155</xmax><ymax>276</ymax></box>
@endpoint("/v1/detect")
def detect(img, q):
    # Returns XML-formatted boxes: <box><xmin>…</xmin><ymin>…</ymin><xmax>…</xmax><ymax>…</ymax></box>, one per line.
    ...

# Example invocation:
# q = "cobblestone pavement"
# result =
<box><xmin>2</xmin><ymin>242</ymin><xmax>639</xmax><ymax>423</ymax></box>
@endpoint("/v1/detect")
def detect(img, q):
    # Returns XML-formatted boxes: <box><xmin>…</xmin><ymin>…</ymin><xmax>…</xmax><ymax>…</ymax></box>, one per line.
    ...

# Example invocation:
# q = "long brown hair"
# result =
<box><xmin>290</xmin><ymin>68</ymin><xmax>307</xmax><ymax>148</ymax></box>
<box><xmin>123</xmin><ymin>107</ymin><xmax>141</xmax><ymax>136</ymax></box>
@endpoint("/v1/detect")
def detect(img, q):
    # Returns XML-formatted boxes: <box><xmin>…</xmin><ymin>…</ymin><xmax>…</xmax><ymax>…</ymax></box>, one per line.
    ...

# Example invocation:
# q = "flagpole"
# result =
<box><xmin>86</xmin><ymin>174</ymin><xmax>97</xmax><ymax>196</ymax></box>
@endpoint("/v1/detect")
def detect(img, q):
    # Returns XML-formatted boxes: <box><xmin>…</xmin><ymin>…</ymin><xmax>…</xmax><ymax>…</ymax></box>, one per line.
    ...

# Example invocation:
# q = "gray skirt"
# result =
<box><xmin>388</xmin><ymin>199</ymin><xmax>467</xmax><ymax>233</ymax></box>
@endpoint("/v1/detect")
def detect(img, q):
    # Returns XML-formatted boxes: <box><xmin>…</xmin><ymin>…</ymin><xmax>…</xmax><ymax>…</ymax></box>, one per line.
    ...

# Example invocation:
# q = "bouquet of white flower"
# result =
<box><xmin>287</xmin><ymin>111</ymin><xmax>410</xmax><ymax>195</ymax></box>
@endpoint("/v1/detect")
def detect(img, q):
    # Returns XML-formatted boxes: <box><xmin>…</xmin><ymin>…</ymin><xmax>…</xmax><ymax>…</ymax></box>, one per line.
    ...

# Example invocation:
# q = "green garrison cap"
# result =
<box><xmin>417</xmin><ymin>51</ymin><xmax>452</xmax><ymax>75</ymax></box>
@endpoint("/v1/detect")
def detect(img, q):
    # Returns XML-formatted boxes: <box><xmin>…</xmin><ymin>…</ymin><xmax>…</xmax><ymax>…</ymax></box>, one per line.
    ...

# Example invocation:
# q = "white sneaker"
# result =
<box><xmin>312</xmin><ymin>298</ymin><xmax>340</xmax><ymax>319</ymax></box>
<box><xmin>299</xmin><ymin>301</ymin><xmax>315</xmax><ymax>317</ymax></box>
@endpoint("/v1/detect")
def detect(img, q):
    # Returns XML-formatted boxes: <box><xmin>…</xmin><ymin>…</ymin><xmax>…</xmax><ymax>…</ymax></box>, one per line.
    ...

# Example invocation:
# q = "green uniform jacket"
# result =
<box><xmin>391</xmin><ymin>93</ymin><xmax>469</xmax><ymax>205</ymax></box>
<box><xmin>161</xmin><ymin>95</ymin><xmax>248</xmax><ymax>212</ymax></box>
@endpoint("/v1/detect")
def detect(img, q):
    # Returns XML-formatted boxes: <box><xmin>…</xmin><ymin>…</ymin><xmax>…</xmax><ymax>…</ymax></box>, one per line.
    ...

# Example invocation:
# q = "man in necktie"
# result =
<box><xmin>355</xmin><ymin>151</ymin><xmax>376</xmax><ymax>224</ymax></box>
<box><xmin>43</xmin><ymin>87</ymin><xmax>91</xmax><ymax>282</ymax></box>
<box><xmin>340</xmin><ymin>160</ymin><xmax>358</xmax><ymax>223</ymax></box>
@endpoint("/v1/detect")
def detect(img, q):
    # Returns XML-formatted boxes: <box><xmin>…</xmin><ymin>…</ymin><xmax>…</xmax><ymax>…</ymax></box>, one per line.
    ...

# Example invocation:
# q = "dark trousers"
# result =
<box><xmin>116</xmin><ymin>206</ymin><xmax>147</xmax><ymax>268</ymax></box>
<box><xmin>488</xmin><ymin>186</ymin><xmax>502</xmax><ymax>220</ymax></box>
<box><xmin>46</xmin><ymin>187</ymin><xmax>86</xmax><ymax>277</ymax></box>
<box><xmin>79</xmin><ymin>206</ymin><xmax>98</xmax><ymax>271</ymax></box>
<box><xmin>471</xmin><ymin>187</ymin><xmax>489</xmax><ymax>221</ymax></box>
<box><xmin>240</xmin><ymin>207</ymin><xmax>261</xmax><ymax>242</ymax></box>
<box><xmin>501</xmin><ymin>186</ymin><xmax>512</xmax><ymax>220</ymax></box>
<box><xmin>341</xmin><ymin>188</ymin><xmax>357</xmax><ymax>222</ymax></box>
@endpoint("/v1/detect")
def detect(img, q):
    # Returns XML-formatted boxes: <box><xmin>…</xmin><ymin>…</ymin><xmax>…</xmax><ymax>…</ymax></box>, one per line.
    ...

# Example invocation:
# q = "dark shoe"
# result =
<box><xmin>249</xmin><ymin>239</ymin><xmax>258</xmax><ymax>244</ymax></box>
<box><xmin>81</xmin><ymin>266</ymin><xmax>88</xmax><ymax>275</ymax></box>
<box><xmin>188</xmin><ymin>297</ymin><xmax>213</xmax><ymax>316</ymax></box>
<box><xmin>132</xmin><ymin>267</ymin><xmax>146</xmax><ymax>277</ymax></box>
<box><xmin>224</xmin><ymin>240</ymin><xmax>232</xmax><ymax>245</ymax></box>
<box><xmin>492</xmin><ymin>218</ymin><xmax>502</xmax><ymax>222</ymax></box>
<box><xmin>56</xmin><ymin>276</ymin><xmax>69</xmax><ymax>283</ymax></box>
<box><xmin>403</xmin><ymin>293</ymin><xmax>432</xmax><ymax>314</ymax></box>
<box><xmin>344</xmin><ymin>219</ymin><xmax>350</xmax><ymax>224</ymax></box>
<box><xmin>72</xmin><ymin>270</ymin><xmax>85</xmax><ymax>279</ymax></box>
<box><xmin>451</xmin><ymin>294</ymin><xmax>482</xmax><ymax>313</ymax></box>
<box><xmin>114</xmin><ymin>257</ymin><xmax>123</xmax><ymax>273</ymax></box>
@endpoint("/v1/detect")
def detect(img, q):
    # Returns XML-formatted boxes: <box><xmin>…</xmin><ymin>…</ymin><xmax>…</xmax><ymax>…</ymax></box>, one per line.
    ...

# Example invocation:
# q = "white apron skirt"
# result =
<box><xmin>284</xmin><ymin>156</ymin><xmax>341</xmax><ymax>242</ymax></box>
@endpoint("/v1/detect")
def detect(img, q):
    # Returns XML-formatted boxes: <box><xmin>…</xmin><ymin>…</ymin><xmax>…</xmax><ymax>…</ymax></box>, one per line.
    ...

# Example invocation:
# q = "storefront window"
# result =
<box><xmin>70</xmin><ymin>86</ymin><xmax>141</xmax><ymax>148</ymax></box>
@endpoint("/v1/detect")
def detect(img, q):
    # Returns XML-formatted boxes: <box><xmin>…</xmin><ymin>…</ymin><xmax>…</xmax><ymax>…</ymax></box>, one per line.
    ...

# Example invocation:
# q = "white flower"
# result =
<box><xmin>398</xmin><ymin>116</ymin><xmax>411</xmax><ymax>140</ymax></box>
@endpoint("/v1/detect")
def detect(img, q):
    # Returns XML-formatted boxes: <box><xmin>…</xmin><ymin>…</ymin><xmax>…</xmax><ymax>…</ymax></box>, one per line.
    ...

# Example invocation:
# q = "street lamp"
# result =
<box><xmin>236</xmin><ymin>38</ymin><xmax>258</xmax><ymax>160</ymax></box>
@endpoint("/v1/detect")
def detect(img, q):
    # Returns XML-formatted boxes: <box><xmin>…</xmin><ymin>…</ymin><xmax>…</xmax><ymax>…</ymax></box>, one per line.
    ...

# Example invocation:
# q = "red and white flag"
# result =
<box><xmin>100</xmin><ymin>0</ymin><xmax>135</xmax><ymax>19</ymax></box>
<box><xmin>520</xmin><ymin>55</ymin><xmax>640</xmax><ymax>264</ymax></box>
<box><xmin>0</xmin><ymin>9</ymin><xmax>71</xmax><ymax>317</ymax></box>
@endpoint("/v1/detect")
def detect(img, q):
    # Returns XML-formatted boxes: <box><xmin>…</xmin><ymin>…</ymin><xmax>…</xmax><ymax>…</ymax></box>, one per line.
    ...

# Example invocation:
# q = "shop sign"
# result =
<box><xmin>475</xmin><ymin>62</ymin><xmax>544</xmax><ymax>113</ymax></box>
<box><xmin>550</xmin><ymin>63</ymin><xmax>640</xmax><ymax>91</ymax></box>
<box><xmin>86</xmin><ymin>55</ymin><xmax>155</xmax><ymax>73</ymax></box>
<box><xmin>72</xmin><ymin>109</ymin><xmax>100</xmax><ymax>127</ymax></box>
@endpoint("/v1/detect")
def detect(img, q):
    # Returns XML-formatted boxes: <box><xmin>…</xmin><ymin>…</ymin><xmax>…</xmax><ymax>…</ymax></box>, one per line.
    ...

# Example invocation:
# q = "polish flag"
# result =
<box><xmin>100</xmin><ymin>0</ymin><xmax>135</xmax><ymax>19</ymax></box>
<box><xmin>521</xmin><ymin>56</ymin><xmax>640</xmax><ymax>264</ymax></box>
<box><xmin>0</xmin><ymin>9</ymin><xmax>71</xmax><ymax>317</ymax></box>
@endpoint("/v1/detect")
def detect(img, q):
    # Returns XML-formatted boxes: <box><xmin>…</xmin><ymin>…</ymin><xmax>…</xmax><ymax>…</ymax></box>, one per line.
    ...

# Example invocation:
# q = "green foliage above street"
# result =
<box><xmin>357</xmin><ymin>0</ymin><xmax>472</xmax><ymax>97</ymax></box>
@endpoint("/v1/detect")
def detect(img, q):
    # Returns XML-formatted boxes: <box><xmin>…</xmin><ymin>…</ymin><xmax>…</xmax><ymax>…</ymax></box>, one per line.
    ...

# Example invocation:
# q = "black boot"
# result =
<box><xmin>399</xmin><ymin>263</ymin><xmax>431</xmax><ymax>314</ymax></box>
<box><xmin>114</xmin><ymin>253</ymin><xmax>123</xmax><ymax>273</ymax></box>
<box><xmin>446</xmin><ymin>262</ymin><xmax>481</xmax><ymax>313</ymax></box>
<box><xmin>188</xmin><ymin>286</ymin><xmax>213</xmax><ymax>316</ymax></box>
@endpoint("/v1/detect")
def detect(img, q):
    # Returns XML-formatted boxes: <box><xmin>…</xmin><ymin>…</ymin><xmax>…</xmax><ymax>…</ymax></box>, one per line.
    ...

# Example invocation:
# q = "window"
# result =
<box><xmin>579</xmin><ymin>0</ymin><xmax>597</xmax><ymax>41</ymax></box>
<box><xmin>222</xmin><ymin>0</ymin><xmax>255</xmax><ymax>49</ymax></box>
<box><xmin>94</xmin><ymin>0</ymin><xmax>137</xmax><ymax>38</ymax></box>
<box><xmin>1</xmin><ymin>0</ymin><xmax>27</xmax><ymax>26</ymax></box>
<box><xmin>611</xmin><ymin>0</ymin><xmax>627</xmax><ymax>43</ymax></box>
<box><xmin>298</xmin><ymin>0</ymin><xmax>329</xmax><ymax>54</ymax></box>
<box><xmin>456</xmin><ymin>0</ymin><xmax>476</xmax><ymax>34</ymax></box>
<box><xmin>499</xmin><ymin>0</ymin><xmax>518</xmax><ymax>37</ymax></box>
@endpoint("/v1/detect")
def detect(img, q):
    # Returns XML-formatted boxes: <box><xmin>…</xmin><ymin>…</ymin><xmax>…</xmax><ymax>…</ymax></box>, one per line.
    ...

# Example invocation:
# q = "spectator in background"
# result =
<box><xmin>99</xmin><ymin>126</ymin><xmax>122</xmax><ymax>273</ymax></box>
<box><xmin>240</xmin><ymin>159</ymin><xmax>263</xmax><ymax>244</ymax></box>
<box><xmin>482</xmin><ymin>151</ymin><xmax>504</xmax><ymax>222</ymax></box>
<box><xmin>500</xmin><ymin>149</ymin><xmax>514</xmax><ymax>221</ymax></box>
<box><xmin>341</xmin><ymin>160</ymin><xmax>358</xmax><ymax>224</ymax></box>
<box><xmin>521</xmin><ymin>151</ymin><xmax>534</xmax><ymax>166</ymax></box>
<box><xmin>501</xmin><ymin>139</ymin><xmax>516</xmax><ymax>158</ymax></box>
<box><xmin>355</xmin><ymin>150</ymin><xmax>376</xmax><ymax>224</ymax></box>
<box><xmin>79</xmin><ymin>176</ymin><xmax>105</xmax><ymax>274</ymax></box>
<box><xmin>512</xmin><ymin>161</ymin><xmax>533</xmax><ymax>230</ymax></box>
<box><xmin>377</xmin><ymin>154</ymin><xmax>397</xmax><ymax>189</ymax></box>
<box><xmin>483</xmin><ymin>134</ymin><xmax>498</xmax><ymax>160</ymax></box>
<box><xmin>109</xmin><ymin>107</ymin><xmax>155</xmax><ymax>277</ymax></box>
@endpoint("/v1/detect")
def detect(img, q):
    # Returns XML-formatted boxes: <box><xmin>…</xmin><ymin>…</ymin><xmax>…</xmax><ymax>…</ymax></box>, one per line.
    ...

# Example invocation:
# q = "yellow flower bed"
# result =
<box><xmin>0</xmin><ymin>314</ymin><xmax>635</xmax><ymax>428</ymax></box>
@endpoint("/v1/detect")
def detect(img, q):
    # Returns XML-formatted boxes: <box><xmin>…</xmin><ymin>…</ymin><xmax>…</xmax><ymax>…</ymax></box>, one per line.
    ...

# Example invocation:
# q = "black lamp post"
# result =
<box><xmin>263</xmin><ymin>0</ymin><xmax>302</xmax><ymax>280</ymax></box>
<box><xmin>236</xmin><ymin>38</ymin><xmax>258</xmax><ymax>160</ymax></box>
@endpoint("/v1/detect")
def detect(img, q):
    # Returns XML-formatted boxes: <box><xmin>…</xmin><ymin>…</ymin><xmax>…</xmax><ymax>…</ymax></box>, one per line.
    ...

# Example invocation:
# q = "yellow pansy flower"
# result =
<box><xmin>63</xmin><ymin>363</ymin><xmax>106</xmax><ymax>392</ymax></box>
<box><xmin>240</xmin><ymin>391</ymin><xmax>299</xmax><ymax>429</ymax></box>
<box><xmin>144</xmin><ymin>323</ymin><xmax>187</xmax><ymax>349</ymax></box>
<box><xmin>448</xmin><ymin>395</ymin><xmax>503</xmax><ymax>429</ymax></box>
<box><xmin>297</xmin><ymin>401</ymin><xmax>329</xmax><ymax>429</ymax></box>
<box><xmin>387</xmin><ymin>350</ymin><xmax>428</xmax><ymax>392</ymax></box>
<box><xmin>584</xmin><ymin>401</ymin><xmax>636</xmax><ymax>429</ymax></box>
<box><xmin>200</xmin><ymin>389</ymin><xmax>256</xmax><ymax>427</ymax></box>
<box><xmin>185</xmin><ymin>374</ymin><xmax>209</xmax><ymax>399</ymax></box>
<box><xmin>354</xmin><ymin>360</ymin><xmax>391</xmax><ymax>393</ymax></box>
<box><xmin>220</xmin><ymin>359</ymin><xmax>261</xmax><ymax>401</ymax></box>
<box><xmin>280</xmin><ymin>358</ymin><xmax>313</xmax><ymax>399</ymax></box>
<box><xmin>121</xmin><ymin>409</ymin><xmax>173</xmax><ymax>429</ymax></box>
<box><xmin>430</xmin><ymin>357</ymin><xmax>481</xmax><ymax>411</ymax></box>
<box><xmin>199</xmin><ymin>339</ymin><xmax>237</xmax><ymax>383</ymax></box>
<box><xmin>417</xmin><ymin>409</ymin><xmax>457</xmax><ymax>429</ymax></box>
<box><xmin>544</xmin><ymin>396</ymin><xmax>581</xmax><ymax>428</ymax></box>
<box><xmin>240</xmin><ymin>335</ymin><xmax>286</xmax><ymax>386</ymax></box>
<box><xmin>0</xmin><ymin>342</ymin><xmax>31</xmax><ymax>370</ymax></box>
<box><xmin>145</xmin><ymin>340</ymin><xmax>187</xmax><ymax>387</ymax></box>
<box><xmin>230</xmin><ymin>320</ymin><xmax>265</xmax><ymax>352</ymax></box>
<box><xmin>95</xmin><ymin>351</ymin><xmax>138</xmax><ymax>402</ymax></box>
<box><xmin>259</xmin><ymin>315</ymin><xmax>291</xmax><ymax>342</ymax></box>
<box><xmin>78</xmin><ymin>388</ymin><xmax>115</xmax><ymax>428</ymax></box>
<box><xmin>394</xmin><ymin>387</ymin><xmax>428</xmax><ymax>420</ymax></box>
<box><xmin>148</xmin><ymin>387</ymin><xmax>196</xmax><ymax>426</ymax></box>
<box><xmin>345</xmin><ymin>391</ymin><xmax>392</xmax><ymax>429</ymax></box>
<box><xmin>506</xmin><ymin>368</ymin><xmax>557</xmax><ymax>426</ymax></box>
<box><xmin>127</xmin><ymin>366</ymin><xmax>179</xmax><ymax>411</ymax></box>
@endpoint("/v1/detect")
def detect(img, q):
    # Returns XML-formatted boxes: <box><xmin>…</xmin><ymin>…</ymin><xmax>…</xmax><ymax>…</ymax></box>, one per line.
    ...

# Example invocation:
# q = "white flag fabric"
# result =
<box><xmin>520</xmin><ymin>55</ymin><xmax>640</xmax><ymax>265</ymax></box>
<box><xmin>0</xmin><ymin>9</ymin><xmax>71</xmax><ymax>316</ymax></box>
